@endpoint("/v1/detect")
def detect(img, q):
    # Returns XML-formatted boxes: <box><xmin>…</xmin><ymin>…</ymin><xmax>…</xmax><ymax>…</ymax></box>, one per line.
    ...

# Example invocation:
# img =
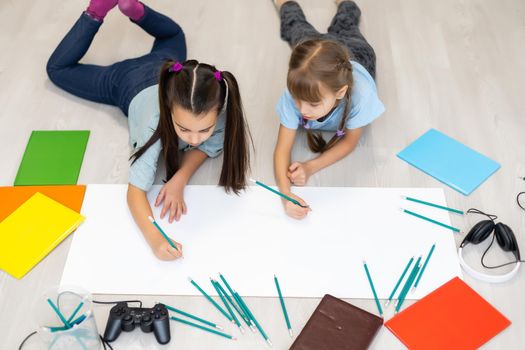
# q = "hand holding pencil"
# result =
<box><xmin>283</xmin><ymin>192</ymin><xmax>311</xmax><ymax>220</ymax></box>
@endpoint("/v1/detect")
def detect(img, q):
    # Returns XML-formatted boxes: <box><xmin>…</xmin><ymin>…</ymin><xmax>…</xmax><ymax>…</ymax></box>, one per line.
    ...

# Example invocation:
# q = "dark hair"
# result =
<box><xmin>131</xmin><ymin>60</ymin><xmax>251</xmax><ymax>194</ymax></box>
<box><xmin>287</xmin><ymin>39</ymin><xmax>353</xmax><ymax>153</ymax></box>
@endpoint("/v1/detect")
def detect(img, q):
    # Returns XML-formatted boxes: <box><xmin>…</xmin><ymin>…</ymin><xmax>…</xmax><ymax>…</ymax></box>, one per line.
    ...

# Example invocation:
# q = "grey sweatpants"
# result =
<box><xmin>280</xmin><ymin>1</ymin><xmax>376</xmax><ymax>79</ymax></box>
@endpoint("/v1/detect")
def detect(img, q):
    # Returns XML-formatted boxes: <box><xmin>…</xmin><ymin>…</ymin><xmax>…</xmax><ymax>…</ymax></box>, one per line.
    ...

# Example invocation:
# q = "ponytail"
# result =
<box><xmin>219</xmin><ymin>71</ymin><xmax>252</xmax><ymax>194</ymax></box>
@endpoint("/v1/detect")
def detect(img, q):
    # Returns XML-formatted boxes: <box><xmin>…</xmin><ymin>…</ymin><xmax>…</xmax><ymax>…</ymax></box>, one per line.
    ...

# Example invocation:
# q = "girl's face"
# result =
<box><xmin>294</xmin><ymin>83</ymin><xmax>348</xmax><ymax>120</ymax></box>
<box><xmin>171</xmin><ymin>105</ymin><xmax>218</xmax><ymax>147</ymax></box>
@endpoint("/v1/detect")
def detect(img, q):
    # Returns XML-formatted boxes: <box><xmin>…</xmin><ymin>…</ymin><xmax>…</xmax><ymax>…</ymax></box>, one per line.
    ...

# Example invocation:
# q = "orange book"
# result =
<box><xmin>385</xmin><ymin>277</ymin><xmax>510</xmax><ymax>350</ymax></box>
<box><xmin>0</xmin><ymin>185</ymin><xmax>86</xmax><ymax>221</ymax></box>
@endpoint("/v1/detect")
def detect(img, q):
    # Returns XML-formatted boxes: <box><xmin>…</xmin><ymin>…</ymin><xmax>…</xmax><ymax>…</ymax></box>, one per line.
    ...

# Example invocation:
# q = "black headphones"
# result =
<box><xmin>458</xmin><ymin>209</ymin><xmax>522</xmax><ymax>283</ymax></box>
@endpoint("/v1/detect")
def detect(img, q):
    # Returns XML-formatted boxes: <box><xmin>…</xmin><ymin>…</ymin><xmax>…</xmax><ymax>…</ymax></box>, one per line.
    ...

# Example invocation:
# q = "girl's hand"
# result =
<box><xmin>155</xmin><ymin>176</ymin><xmax>187</xmax><ymax>223</ymax></box>
<box><xmin>152</xmin><ymin>236</ymin><xmax>183</xmax><ymax>261</ymax></box>
<box><xmin>283</xmin><ymin>192</ymin><xmax>311</xmax><ymax>220</ymax></box>
<box><xmin>287</xmin><ymin>161</ymin><xmax>313</xmax><ymax>186</ymax></box>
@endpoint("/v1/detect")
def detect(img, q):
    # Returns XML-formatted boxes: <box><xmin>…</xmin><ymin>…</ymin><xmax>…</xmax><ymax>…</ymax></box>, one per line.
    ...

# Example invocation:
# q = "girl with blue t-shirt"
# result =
<box><xmin>273</xmin><ymin>0</ymin><xmax>385</xmax><ymax>219</ymax></box>
<box><xmin>47</xmin><ymin>0</ymin><xmax>251</xmax><ymax>260</ymax></box>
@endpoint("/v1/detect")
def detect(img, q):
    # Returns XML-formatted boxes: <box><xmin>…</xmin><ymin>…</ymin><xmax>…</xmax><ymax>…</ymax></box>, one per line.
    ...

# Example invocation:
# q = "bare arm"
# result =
<box><xmin>126</xmin><ymin>149</ymin><xmax>208</xmax><ymax>260</ymax></box>
<box><xmin>127</xmin><ymin>183</ymin><xmax>182</xmax><ymax>260</ymax></box>
<box><xmin>273</xmin><ymin>125</ymin><xmax>310</xmax><ymax>219</ymax></box>
<box><xmin>156</xmin><ymin>149</ymin><xmax>208</xmax><ymax>222</ymax></box>
<box><xmin>306</xmin><ymin>127</ymin><xmax>363</xmax><ymax>174</ymax></box>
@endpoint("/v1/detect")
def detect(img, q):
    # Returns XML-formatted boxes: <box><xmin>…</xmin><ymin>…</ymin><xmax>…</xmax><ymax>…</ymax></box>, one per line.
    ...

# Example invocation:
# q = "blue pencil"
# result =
<box><xmin>412</xmin><ymin>244</ymin><xmax>436</xmax><ymax>292</ymax></box>
<box><xmin>47</xmin><ymin>298</ymin><xmax>72</xmax><ymax>329</ymax></box>
<box><xmin>363</xmin><ymin>261</ymin><xmax>383</xmax><ymax>316</ymax></box>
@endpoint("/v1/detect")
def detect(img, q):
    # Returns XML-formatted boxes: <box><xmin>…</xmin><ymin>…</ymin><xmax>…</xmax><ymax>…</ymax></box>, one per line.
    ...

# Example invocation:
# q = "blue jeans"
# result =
<box><xmin>46</xmin><ymin>6</ymin><xmax>186</xmax><ymax>116</ymax></box>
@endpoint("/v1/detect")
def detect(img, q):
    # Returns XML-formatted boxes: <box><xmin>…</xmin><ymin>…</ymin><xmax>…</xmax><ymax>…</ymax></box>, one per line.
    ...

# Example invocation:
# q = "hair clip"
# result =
<box><xmin>336</xmin><ymin>129</ymin><xmax>345</xmax><ymax>137</ymax></box>
<box><xmin>214</xmin><ymin>70</ymin><xmax>222</xmax><ymax>81</ymax></box>
<box><xmin>169</xmin><ymin>62</ymin><xmax>184</xmax><ymax>73</ymax></box>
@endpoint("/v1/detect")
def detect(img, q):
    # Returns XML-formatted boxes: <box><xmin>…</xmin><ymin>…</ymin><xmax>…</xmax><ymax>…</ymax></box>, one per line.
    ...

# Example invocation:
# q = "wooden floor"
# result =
<box><xmin>1</xmin><ymin>0</ymin><xmax>524</xmax><ymax>348</ymax></box>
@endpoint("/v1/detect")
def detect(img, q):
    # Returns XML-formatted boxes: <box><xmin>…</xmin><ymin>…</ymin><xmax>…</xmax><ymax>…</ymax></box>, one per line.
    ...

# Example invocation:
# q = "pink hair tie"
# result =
<box><xmin>336</xmin><ymin>129</ymin><xmax>345</xmax><ymax>137</ymax></box>
<box><xmin>169</xmin><ymin>62</ymin><xmax>184</xmax><ymax>73</ymax></box>
<box><xmin>214</xmin><ymin>70</ymin><xmax>222</xmax><ymax>81</ymax></box>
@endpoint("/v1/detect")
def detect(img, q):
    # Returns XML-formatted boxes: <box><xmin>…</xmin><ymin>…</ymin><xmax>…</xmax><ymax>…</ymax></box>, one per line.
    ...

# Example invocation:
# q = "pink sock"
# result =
<box><xmin>118</xmin><ymin>0</ymin><xmax>145</xmax><ymax>21</ymax></box>
<box><xmin>86</xmin><ymin>0</ymin><xmax>118</xmax><ymax>21</ymax></box>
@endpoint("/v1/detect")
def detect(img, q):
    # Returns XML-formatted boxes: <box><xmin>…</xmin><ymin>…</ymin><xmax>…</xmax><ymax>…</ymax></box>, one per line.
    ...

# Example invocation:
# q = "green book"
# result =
<box><xmin>14</xmin><ymin>131</ymin><xmax>90</xmax><ymax>186</ymax></box>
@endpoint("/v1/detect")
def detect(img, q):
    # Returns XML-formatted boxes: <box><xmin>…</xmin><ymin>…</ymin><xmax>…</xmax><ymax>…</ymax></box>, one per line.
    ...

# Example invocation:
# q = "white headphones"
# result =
<box><xmin>458</xmin><ymin>209</ymin><xmax>522</xmax><ymax>283</ymax></box>
<box><xmin>458</xmin><ymin>247</ymin><xmax>521</xmax><ymax>283</ymax></box>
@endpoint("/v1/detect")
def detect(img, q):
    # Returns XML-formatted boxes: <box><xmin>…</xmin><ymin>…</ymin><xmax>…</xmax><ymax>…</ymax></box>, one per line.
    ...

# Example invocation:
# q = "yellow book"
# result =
<box><xmin>0</xmin><ymin>192</ymin><xmax>85</xmax><ymax>279</ymax></box>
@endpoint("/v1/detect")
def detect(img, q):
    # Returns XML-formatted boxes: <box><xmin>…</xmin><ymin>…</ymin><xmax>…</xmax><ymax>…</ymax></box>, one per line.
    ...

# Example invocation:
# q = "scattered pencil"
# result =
<box><xmin>234</xmin><ymin>291</ymin><xmax>272</xmax><ymax>347</ymax></box>
<box><xmin>170</xmin><ymin>316</ymin><xmax>236</xmax><ymax>340</ymax></box>
<box><xmin>274</xmin><ymin>275</ymin><xmax>293</xmax><ymax>337</ymax></box>
<box><xmin>403</xmin><ymin>196</ymin><xmax>464</xmax><ymax>215</ymax></box>
<box><xmin>395</xmin><ymin>257</ymin><xmax>422</xmax><ymax>313</ymax></box>
<box><xmin>188</xmin><ymin>278</ymin><xmax>233</xmax><ymax>323</ymax></box>
<box><xmin>385</xmin><ymin>257</ymin><xmax>414</xmax><ymax>307</ymax></box>
<box><xmin>163</xmin><ymin>303</ymin><xmax>223</xmax><ymax>330</ymax></box>
<box><xmin>412</xmin><ymin>244</ymin><xmax>436</xmax><ymax>292</ymax></box>
<box><xmin>401</xmin><ymin>209</ymin><xmax>461</xmax><ymax>232</ymax></box>
<box><xmin>362</xmin><ymin>261</ymin><xmax>383</xmax><ymax>316</ymax></box>
<box><xmin>211</xmin><ymin>279</ymin><xmax>244</xmax><ymax>333</ymax></box>
<box><xmin>148</xmin><ymin>216</ymin><xmax>179</xmax><ymax>251</ymax></box>
<box><xmin>250</xmin><ymin>178</ymin><xmax>309</xmax><ymax>209</ymax></box>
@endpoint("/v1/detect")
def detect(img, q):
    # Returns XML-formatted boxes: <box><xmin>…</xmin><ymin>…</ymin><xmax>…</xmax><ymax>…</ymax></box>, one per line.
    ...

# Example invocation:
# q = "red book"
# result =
<box><xmin>386</xmin><ymin>277</ymin><xmax>510</xmax><ymax>350</ymax></box>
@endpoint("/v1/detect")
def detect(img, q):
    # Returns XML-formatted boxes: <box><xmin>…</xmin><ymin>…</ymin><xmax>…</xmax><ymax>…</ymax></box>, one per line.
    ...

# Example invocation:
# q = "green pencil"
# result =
<box><xmin>170</xmin><ymin>316</ymin><xmax>236</xmax><ymax>340</ymax></box>
<box><xmin>219</xmin><ymin>273</ymin><xmax>255</xmax><ymax>331</ymax></box>
<box><xmin>250</xmin><ymin>178</ymin><xmax>309</xmax><ymax>208</ymax></box>
<box><xmin>211</xmin><ymin>279</ymin><xmax>244</xmax><ymax>332</ymax></box>
<box><xmin>188</xmin><ymin>278</ymin><xmax>233</xmax><ymax>323</ymax></box>
<box><xmin>403</xmin><ymin>196</ymin><xmax>464</xmax><ymax>215</ymax></box>
<box><xmin>47</xmin><ymin>299</ymin><xmax>72</xmax><ymax>329</ymax></box>
<box><xmin>234</xmin><ymin>291</ymin><xmax>272</xmax><ymax>346</ymax></box>
<box><xmin>362</xmin><ymin>261</ymin><xmax>383</xmax><ymax>316</ymax></box>
<box><xmin>163</xmin><ymin>303</ymin><xmax>223</xmax><ymax>330</ymax></box>
<box><xmin>401</xmin><ymin>209</ymin><xmax>461</xmax><ymax>232</ymax></box>
<box><xmin>66</xmin><ymin>301</ymin><xmax>84</xmax><ymax>324</ymax></box>
<box><xmin>385</xmin><ymin>257</ymin><xmax>414</xmax><ymax>307</ymax></box>
<box><xmin>395</xmin><ymin>257</ymin><xmax>422</xmax><ymax>313</ymax></box>
<box><xmin>274</xmin><ymin>275</ymin><xmax>293</xmax><ymax>337</ymax></box>
<box><xmin>412</xmin><ymin>244</ymin><xmax>436</xmax><ymax>291</ymax></box>
<box><xmin>148</xmin><ymin>216</ymin><xmax>179</xmax><ymax>251</ymax></box>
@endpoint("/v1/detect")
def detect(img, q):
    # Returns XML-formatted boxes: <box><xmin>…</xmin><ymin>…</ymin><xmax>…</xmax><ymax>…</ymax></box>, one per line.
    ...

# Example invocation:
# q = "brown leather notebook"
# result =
<box><xmin>290</xmin><ymin>294</ymin><xmax>383</xmax><ymax>350</ymax></box>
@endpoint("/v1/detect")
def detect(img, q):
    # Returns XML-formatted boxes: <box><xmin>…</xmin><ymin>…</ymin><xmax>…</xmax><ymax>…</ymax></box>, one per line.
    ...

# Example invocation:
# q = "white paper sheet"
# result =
<box><xmin>61</xmin><ymin>185</ymin><xmax>462</xmax><ymax>299</ymax></box>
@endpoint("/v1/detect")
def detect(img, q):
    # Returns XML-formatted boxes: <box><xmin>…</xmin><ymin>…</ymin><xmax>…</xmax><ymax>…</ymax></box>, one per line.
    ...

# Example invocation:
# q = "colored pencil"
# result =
<box><xmin>385</xmin><ymin>257</ymin><xmax>414</xmax><ymax>307</ymax></box>
<box><xmin>363</xmin><ymin>261</ymin><xmax>383</xmax><ymax>316</ymax></box>
<box><xmin>219</xmin><ymin>273</ymin><xmax>254</xmax><ymax>330</ymax></box>
<box><xmin>403</xmin><ymin>196</ymin><xmax>464</xmax><ymax>215</ymax></box>
<box><xmin>66</xmin><ymin>301</ymin><xmax>84</xmax><ymax>324</ymax></box>
<box><xmin>412</xmin><ymin>244</ymin><xmax>436</xmax><ymax>291</ymax></box>
<box><xmin>188</xmin><ymin>278</ymin><xmax>233</xmax><ymax>323</ymax></box>
<box><xmin>250</xmin><ymin>178</ymin><xmax>309</xmax><ymax>208</ymax></box>
<box><xmin>395</xmin><ymin>258</ymin><xmax>422</xmax><ymax>313</ymax></box>
<box><xmin>163</xmin><ymin>303</ymin><xmax>223</xmax><ymax>330</ymax></box>
<box><xmin>211</xmin><ymin>279</ymin><xmax>244</xmax><ymax>332</ymax></box>
<box><xmin>274</xmin><ymin>275</ymin><xmax>293</xmax><ymax>337</ymax></box>
<box><xmin>234</xmin><ymin>291</ymin><xmax>272</xmax><ymax>346</ymax></box>
<box><xmin>401</xmin><ymin>209</ymin><xmax>461</xmax><ymax>232</ymax></box>
<box><xmin>170</xmin><ymin>316</ymin><xmax>236</xmax><ymax>340</ymax></box>
<box><xmin>47</xmin><ymin>298</ymin><xmax>72</xmax><ymax>329</ymax></box>
<box><xmin>148</xmin><ymin>216</ymin><xmax>178</xmax><ymax>251</ymax></box>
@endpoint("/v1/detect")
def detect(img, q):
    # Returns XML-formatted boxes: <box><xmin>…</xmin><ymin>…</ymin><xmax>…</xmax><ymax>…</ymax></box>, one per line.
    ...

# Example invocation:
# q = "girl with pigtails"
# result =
<box><xmin>272</xmin><ymin>0</ymin><xmax>385</xmax><ymax>220</ymax></box>
<box><xmin>47</xmin><ymin>0</ymin><xmax>250</xmax><ymax>260</ymax></box>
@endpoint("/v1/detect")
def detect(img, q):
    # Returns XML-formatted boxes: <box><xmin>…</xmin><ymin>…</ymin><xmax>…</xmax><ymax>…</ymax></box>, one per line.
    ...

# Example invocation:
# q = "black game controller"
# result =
<box><xmin>103</xmin><ymin>302</ymin><xmax>171</xmax><ymax>344</ymax></box>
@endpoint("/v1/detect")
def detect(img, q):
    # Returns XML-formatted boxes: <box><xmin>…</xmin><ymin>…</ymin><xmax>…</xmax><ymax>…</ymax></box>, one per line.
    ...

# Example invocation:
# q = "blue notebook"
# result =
<box><xmin>397</xmin><ymin>129</ymin><xmax>500</xmax><ymax>195</ymax></box>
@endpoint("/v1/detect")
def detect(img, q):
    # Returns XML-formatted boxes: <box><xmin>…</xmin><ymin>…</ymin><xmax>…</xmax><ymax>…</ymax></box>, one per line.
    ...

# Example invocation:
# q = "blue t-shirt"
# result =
<box><xmin>128</xmin><ymin>85</ymin><xmax>226</xmax><ymax>191</ymax></box>
<box><xmin>276</xmin><ymin>61</ymin><xmax>385</xmax><ymax>131</ymax></box>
